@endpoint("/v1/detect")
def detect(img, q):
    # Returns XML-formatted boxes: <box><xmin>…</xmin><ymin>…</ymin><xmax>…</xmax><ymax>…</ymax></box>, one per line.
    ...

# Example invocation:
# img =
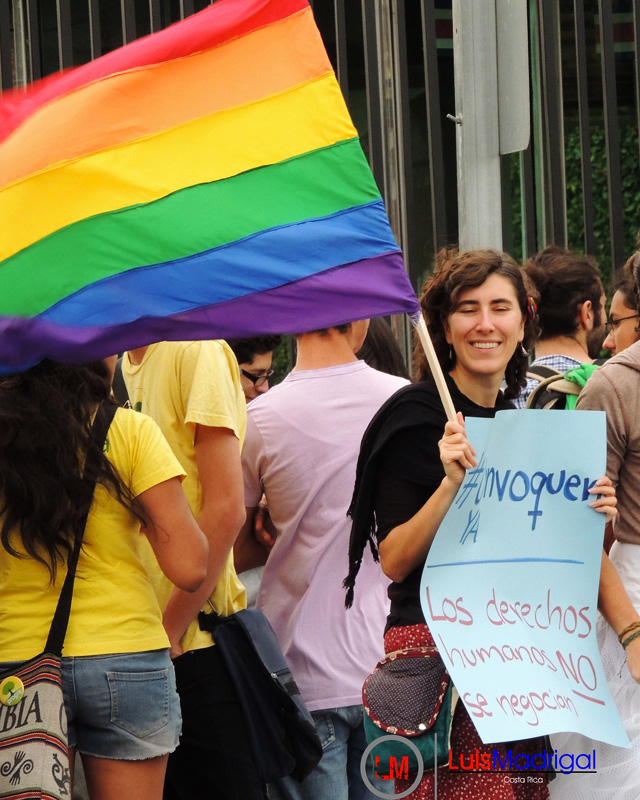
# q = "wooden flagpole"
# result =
<box><xmin>414</xmin><ymin>313</ymin><xmax>457</xmax><ymax>423</ymax></box>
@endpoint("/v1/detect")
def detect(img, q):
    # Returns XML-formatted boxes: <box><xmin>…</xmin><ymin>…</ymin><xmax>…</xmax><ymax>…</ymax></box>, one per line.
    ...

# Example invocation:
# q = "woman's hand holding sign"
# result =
<box><xmin>439</xmin><ymin>412</ymin><xmax>477</xmax><ymax>488</ymax></box>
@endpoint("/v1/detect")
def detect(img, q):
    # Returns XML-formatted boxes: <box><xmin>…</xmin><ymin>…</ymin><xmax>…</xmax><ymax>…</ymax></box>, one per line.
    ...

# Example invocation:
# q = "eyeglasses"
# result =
<box><xmin>241</xmin><ymin>368</ymin><xmax>274</xmax><ymax>387</ymax></box>
<box><xmin>605</xmin><ymin>313</ymin><xmax>640</xmax><ymax>333</ymax></box>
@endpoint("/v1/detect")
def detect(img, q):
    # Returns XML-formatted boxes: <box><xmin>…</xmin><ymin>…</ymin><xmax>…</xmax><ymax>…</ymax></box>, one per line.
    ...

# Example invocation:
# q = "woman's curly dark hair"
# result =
<box><xmin>412</xmin><ymin>247</ymin><xmax>540</xmax><ymax>400</ymax></box>
<box><xmin>0</xmin><ymin>359</ymin><xmax>139</xmax><ymax>582</ymax></box>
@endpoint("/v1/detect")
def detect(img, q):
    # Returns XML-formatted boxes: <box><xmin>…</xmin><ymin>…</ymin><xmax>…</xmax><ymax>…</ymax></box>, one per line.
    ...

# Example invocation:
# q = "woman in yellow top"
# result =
<box><xmin>0</xmin><ymin>359</ymin><xmax>208</xmax><ymax>800</ymax></box>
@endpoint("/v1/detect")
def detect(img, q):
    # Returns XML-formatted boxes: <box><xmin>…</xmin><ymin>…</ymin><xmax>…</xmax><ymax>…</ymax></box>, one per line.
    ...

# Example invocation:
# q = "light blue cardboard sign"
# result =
<box><xmin>422</xmin><ymin>409</ymin><xmax>629</xmax><ymax>747</ymax></box>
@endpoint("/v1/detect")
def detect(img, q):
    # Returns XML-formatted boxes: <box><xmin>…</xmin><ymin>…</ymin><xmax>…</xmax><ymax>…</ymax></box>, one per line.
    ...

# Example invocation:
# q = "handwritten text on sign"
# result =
<box><xmin>422</xmin><ymin>410</ymin><xmax>628</xmax><ymax>747</ymax></box>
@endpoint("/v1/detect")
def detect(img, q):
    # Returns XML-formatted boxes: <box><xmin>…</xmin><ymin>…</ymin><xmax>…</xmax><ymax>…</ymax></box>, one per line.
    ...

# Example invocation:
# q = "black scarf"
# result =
<box><xmin>344</xmin><ymin>375</ymin><xmax>511</xmax><ymax>607</ymax></box>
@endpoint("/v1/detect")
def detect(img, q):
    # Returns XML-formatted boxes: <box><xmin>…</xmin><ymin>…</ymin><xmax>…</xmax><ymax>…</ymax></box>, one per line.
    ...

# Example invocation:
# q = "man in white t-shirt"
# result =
<box><xmin>237</xmin><ymin>320</ymin><xmax>409</xmax><ymax>800</ymax></box>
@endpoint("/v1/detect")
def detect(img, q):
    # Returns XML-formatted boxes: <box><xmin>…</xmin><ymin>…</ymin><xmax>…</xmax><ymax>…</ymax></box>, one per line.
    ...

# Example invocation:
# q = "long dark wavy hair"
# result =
<box><xmin>413</xmin><ymin>248</ymin><xmax>539</xmax><ymax>400</ymax></box>
<box><xmin>0</xmin><ymin>359</ymin><xmax>138</xmax><ymax>582</ymax></box>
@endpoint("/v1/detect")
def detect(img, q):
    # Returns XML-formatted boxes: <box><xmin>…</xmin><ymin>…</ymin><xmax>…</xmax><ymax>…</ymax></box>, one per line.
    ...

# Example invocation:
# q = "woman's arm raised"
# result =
<box><xmin>379</xmin><ymin>413</ymin><xmax>476</xmax><ymax>583</ymax></box>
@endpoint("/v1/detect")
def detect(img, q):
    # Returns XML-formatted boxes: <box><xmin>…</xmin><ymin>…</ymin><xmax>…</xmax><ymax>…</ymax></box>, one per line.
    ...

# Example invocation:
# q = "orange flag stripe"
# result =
<box><xmin>0</xmin><ymin>7</ymin><xmax>330</xmax><ymax>189</ymax></box>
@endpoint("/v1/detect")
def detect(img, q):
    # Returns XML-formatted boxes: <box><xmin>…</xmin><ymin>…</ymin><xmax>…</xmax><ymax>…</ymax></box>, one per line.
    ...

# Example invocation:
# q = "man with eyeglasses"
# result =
<box><xmin>227</xmin><ymin>337</ymin><xmax>281</xmax><ymax>609</ymax></box>
<box><xmin>227</xmin><ymin>336</ymin><xmax>281</xmax><ymax>402</ymax></box>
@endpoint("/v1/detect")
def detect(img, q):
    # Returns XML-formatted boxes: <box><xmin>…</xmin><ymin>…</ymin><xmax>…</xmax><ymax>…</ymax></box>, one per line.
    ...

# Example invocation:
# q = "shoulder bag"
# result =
<box><xmin>362</xmin><ymin>645</ymin><xmax>457</xmax><ymax>775</ymax></box>
<box><xmin>198</xmin><ymin>607</ymin><xmax>323</xmax><ymax>783</ymax></box>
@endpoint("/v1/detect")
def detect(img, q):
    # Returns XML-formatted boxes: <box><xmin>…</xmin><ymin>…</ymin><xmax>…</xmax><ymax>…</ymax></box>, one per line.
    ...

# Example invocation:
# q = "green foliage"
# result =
<box><xmin>502</xmin><ymin>151</ymin><xmax>524</xmax><ymax>263</ymax></box>
<box><xmin>565</xmin><ymin>118</ymin><xmax>640</xmax><ymax>288</ymax></box>
<box><xmin>270</xmin><ymin>336</ymin><xmax>293</xmax><ymax>385</ymax></box>
<box><xmin>506</xmin><ymin>118</ymin><xmax>640</xmax><ymax>292</ymax></box>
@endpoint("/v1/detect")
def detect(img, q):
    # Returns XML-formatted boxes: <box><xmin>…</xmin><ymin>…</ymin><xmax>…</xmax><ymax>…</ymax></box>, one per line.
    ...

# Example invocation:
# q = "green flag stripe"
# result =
<box><xmin>0</xmin><ymin>138</ymin><xmax>378</xmax><ymax>316</ymax></box>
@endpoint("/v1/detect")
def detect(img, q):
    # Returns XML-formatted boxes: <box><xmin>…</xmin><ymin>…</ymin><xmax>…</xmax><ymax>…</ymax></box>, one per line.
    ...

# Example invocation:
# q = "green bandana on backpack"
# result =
<box><xmin>525</xmin><ymin>362</ymin><xmax>600</xmax><ymax>410</ymax></box>
<box><xmin>563</xmin><ymin>363</ymin><xmax>601</xmax><ymax>410</ymax></box>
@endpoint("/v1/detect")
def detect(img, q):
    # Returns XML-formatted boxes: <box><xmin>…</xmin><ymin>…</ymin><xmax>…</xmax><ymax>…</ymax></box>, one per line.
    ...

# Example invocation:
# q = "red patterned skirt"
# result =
<box><xmin>385</xmin><ymin>624</ymin><xmax>550</xmax><ymax>800</ymax></box>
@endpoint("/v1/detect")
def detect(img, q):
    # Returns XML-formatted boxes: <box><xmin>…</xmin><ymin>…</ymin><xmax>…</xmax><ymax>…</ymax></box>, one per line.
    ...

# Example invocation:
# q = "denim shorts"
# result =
<box><xmin>0</xmin><ymin>649</ymin><xmax>181</xmax><ymax>760</ymax></box>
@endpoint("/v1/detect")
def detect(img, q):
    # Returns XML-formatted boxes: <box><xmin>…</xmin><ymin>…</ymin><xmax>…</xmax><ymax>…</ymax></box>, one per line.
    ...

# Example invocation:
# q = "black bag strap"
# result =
<box><xmin>45</xmin><ymin>401</ymin><xmax>117</xmax><ymax>656</ymax></box>
<box><xmin>526</xmin><ymin>364</ymin><xmax>563</xmax><ymax>382</ymax></box>
<box><xmin>111</xmin><ymin>356</ymin><xmax>131</xmax><ymax>408</ymax></box>
<box><xmin>525</xmin><ymin>373</ymin><xmax>581</xmax><ymax>410</ymax></box>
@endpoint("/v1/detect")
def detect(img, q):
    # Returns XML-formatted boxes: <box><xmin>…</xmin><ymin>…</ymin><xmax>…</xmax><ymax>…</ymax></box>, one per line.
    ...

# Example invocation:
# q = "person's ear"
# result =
<box><xmin>578</xmin><ymin>300</ymin><xmax>593</xmax><ymax>331</ymax></box>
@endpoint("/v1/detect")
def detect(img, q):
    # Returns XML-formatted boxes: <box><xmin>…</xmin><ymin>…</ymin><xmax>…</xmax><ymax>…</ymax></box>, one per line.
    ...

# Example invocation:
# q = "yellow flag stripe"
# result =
<box><xmin>0</xmin><ymin>73</ymin><xmax>355</xmax><ymax>262</ymax></box>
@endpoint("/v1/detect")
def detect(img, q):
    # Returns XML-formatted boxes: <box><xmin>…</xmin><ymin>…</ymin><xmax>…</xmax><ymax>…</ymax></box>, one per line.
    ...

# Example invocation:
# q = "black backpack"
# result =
<box><xmin>525</xmin><ymin>362</ymin><xmax>604</xmax><ymax>410</ymax></box>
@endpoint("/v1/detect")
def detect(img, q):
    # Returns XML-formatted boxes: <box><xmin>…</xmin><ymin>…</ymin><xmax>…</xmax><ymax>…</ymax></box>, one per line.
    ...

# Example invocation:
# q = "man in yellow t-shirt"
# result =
<box><xmin>123</xmin><ymin>340</ymin><xmax>264</xmax><ymax>800</ymax></box>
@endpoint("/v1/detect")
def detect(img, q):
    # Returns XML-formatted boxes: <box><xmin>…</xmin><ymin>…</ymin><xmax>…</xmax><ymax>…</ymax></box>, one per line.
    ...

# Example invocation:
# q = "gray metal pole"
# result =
<box><xmin>12</xmin><ymin>0</ymin><xmax>28</xmax><ymax>87</ymax></box>
<box><xmin>451</xmin><ymin>0</ymin><xmax>503</xmax><ymax>251</ymax></box>
<box><xmin>451</xmin><ymin>0</ymin><xmax>530</xmax><ymax>251</ymax></box>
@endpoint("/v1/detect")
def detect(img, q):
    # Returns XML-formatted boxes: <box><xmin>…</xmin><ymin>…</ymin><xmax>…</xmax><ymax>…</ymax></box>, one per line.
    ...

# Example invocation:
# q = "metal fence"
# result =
<box><xmin>2</xmin><ymin>0</ymin><xmax>640</xmax><ymax>290</ymax></box>
<box><xmin>530</xmin><ymin>0</ymin><xmax>640</xmax><ymax>284</ymax></box>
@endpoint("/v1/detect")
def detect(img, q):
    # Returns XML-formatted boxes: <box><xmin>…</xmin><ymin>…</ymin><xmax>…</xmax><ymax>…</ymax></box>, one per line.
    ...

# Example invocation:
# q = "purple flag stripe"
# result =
<box><xmin>0</xmin><ymin>252</ymin><xmax>420</xmax><ymax>373</ymax></box>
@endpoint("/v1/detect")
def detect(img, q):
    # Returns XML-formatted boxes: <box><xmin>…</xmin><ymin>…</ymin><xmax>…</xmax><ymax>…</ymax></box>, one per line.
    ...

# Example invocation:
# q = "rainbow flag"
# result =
<box><xmin>0</xmin><ymin>0</ymin><xmax>419</xmax><ymax>373</ymax></box>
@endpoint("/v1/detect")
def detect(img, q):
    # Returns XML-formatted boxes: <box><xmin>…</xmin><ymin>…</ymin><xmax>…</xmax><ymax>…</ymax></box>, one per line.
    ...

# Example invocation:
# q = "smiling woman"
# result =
<box><xmin>413</xmin><ymin>248</ymin><xmax>538</xmax><ymax>402</ymax></box>
<box><xmin>346</xmin><ymin>250</ymin><xmax>620</xmax><ymax>800</ymax></box>
<box><xmin>444</xmin><ymin>272</ymin><xmax>525</xmax><ymax>405</ymax></box>
<box><xmin>346</xmin><ymin>249</ymin><xmax>554</xmax><ymax>800</ymax></box>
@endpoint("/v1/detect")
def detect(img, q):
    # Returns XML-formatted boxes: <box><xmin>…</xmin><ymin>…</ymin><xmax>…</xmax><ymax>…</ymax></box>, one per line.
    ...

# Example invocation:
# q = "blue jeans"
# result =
<box><xmin>267</xmin><ymin>705</ymin><xmax>392</xmax><ymax>800</ymax></box>
<box><xmin>0</xmin><ymin>650</ymin><xmax>181</xmax><ymax>759</ymax></box>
